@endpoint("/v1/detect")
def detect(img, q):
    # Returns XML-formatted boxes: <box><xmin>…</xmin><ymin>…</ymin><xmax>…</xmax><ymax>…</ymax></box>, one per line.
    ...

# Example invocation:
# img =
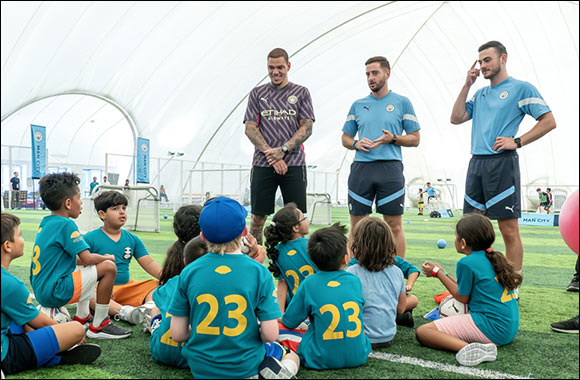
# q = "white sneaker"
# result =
<box><xmin>456</xmin><ymin>343</ymin><xmax>497</xmax><ymax>366</ymax></box>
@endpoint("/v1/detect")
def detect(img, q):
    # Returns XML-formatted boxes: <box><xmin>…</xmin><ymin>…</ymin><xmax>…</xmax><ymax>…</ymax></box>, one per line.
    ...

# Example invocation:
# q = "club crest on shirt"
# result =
<box><xmin>288</xmin><ymin>95</ymin><xmax>298</xmax><ymax>105</ymax></box>
<box><xmin>499</xmin><ymin>90</ymin><xmax>509</xmax><ymax>100</ymax></box>
<box><xmin>386</xmin><ymin>104</ymin><xmax>395</xmax><ymax>112</ymax></box>
<box><xmin>123</xmin><ymin>247</ymin><xmax>132</xmax><ymax>260</ymax></box>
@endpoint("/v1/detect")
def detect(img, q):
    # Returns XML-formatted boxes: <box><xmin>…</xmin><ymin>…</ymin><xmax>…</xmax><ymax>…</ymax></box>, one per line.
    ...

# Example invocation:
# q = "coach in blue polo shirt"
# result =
<box><xmin>450</xmin><ymin>40</ymin><xmax>556</xmax><ymax>289</ymax></box>
<box><xmin>342</xmin><ymin>56</ymin><xmax>420</xmax><ymax>259</ymax></box>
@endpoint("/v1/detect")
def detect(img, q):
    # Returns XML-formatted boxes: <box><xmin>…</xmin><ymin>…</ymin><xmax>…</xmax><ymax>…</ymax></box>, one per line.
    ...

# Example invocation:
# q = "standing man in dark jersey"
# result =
<box><xmin>451</xmin><ymin>41</ymin><xmax>556</xmax><ymax>291</ymax></box>
<box><xmin>244</xmin><ymin>48</ymin><xmax>315</xmax><ymax>244</ymax></box>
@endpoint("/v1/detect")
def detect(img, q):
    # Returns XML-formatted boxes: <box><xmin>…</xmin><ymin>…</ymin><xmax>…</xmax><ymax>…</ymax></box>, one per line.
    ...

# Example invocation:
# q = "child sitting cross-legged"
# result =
<box><xmin>347</xmin><ymin>217</ymin><xmax>415</xmax><ymax>349</ymax></box>
<box><xmin>282</xmin><ymin>223</ymin><xmax>371</xmax><ymax>370</ymax></box>
<box><xmin>1</xmin><ymin>212</ymin><xmax>102</xmax><ymax>375</ymax></box>
<box><xmin>169</xmin><ymin>196</ymin><xmax>300</xmax><ymax>379</ymax></box>
<box><xmin>83</xmin><ymin>191</ymin><xmax>162</xmax><ymax>325</ymax></box>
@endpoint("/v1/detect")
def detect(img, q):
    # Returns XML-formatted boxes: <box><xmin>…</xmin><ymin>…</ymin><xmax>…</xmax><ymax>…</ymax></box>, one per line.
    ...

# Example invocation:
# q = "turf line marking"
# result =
<box><xmin>369</xmin><ymin>351</ymin><xmax>533</xmax><ymax>379</ymax></box>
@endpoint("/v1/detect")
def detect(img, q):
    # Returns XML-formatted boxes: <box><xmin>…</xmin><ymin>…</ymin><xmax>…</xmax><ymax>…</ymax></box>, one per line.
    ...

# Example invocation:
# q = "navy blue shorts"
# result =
<box><xmin>1</xmin><ymin>324</ymin><xmax>61</xmax><ymax>375</ymax></box>
<box><xmin>348</xmin><ymin>161</ymin><xmax>405</xmax><ymax>216</ymax></box>
<box><xmin>463</xmin><ymin>150</ymin><xmax>521</xmax><ymax>220</ymax></box>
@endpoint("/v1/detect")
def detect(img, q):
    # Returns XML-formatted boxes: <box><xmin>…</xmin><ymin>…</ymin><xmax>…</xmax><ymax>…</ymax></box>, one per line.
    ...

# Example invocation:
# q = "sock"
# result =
<box><xmin>281</xmin><ymin>358</ymin><xmax>298</xmax><ymax>376</ymax></box>
<box><xmin>93</xmin><ymin>304</ymin><xmax>110</xmax><ymax>327</ymax></box>
<box><xmin>76</xmin><ymin>300</ymin><xmax>90</xmax><ymax>319</ymax></box>
<box><xmin>119</xmin><ymin>305</ymin><xmax>135</xmax><ymax>321</ymax></box>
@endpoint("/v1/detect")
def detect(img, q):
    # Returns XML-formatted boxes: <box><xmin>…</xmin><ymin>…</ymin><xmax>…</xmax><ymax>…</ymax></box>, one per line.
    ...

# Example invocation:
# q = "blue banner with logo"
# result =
<box><xmin>30</xmin><ymin>125</ymin><xmax>47</xmax><ymax>179</ymax></box>
<box><xmin>136</xmin><ymin>137</ymin><xmax>150</xmax><ymax>183</ymax></box>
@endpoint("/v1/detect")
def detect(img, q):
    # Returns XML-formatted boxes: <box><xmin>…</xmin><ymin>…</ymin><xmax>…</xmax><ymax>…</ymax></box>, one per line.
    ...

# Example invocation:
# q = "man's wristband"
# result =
<box><xmin>514</xmin><ymin>137</ymin><xmax>522</xmax><ymax>148</ymax></box>
<box><xmin>390</xmin><ymin>134</ymin><xmax>398</xmax><ymax>145</ymax></box>
<box><xmin>352</xmin><ymin>140</ymin><xmax>359</xmax><ymax>151</ymax></box>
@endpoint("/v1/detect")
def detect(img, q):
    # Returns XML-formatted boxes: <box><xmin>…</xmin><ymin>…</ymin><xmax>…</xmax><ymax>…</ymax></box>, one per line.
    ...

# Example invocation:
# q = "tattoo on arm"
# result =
<box><xmin>245</xmin><ymin>121</ymin><xmax>270</xmax><ymax>152</ymax></box>
<box><xmin>286</xmin><ymin>119</ymin><xmax>313</xmax><ymax>151</ymax></box>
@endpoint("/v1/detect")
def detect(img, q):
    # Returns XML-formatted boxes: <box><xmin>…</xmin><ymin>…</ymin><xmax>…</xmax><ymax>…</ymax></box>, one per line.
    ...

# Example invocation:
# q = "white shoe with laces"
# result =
<box><xmin>456</xmin><ymin>343</ymin><xmax>497</xmax><ymax>366</ymax></box>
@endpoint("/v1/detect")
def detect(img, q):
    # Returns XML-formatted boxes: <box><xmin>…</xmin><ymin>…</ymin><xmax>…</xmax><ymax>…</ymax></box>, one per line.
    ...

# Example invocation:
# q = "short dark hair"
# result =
<box><xmin>93</xmin><ymin>191</ymin><xmax>128</xmax><ymax>217</ymax></box>
<box><xmin>307</xmin><ymin>223</ymin><xmax>348</xmax><ymax>271</ymax></box>
<box><xmin>39</xmin><ymin>173</ymin><xmax>81</xmax><ymax>211</ymax></box>
<box><xmin>183</xmin><ymin>236</ymin><xmax>208</xmax><ymax>265</ymax></box>
<box><xmin>478</xmin><ymin>41</ymin><xmax>507</xmax><ymax>57</ymax></box>
<box><xmin>1</xmin><ymin>213</ymin><xmax>20</xmax><ymax>246</ymax></box>
<box><xmin>365</xmin><ymin>56</ymin><xmax>390</xmax><ymax>71</ymax></box>
<box><xmin>268</xmin><ymin>48</ymin><xmax>289</xmax><ymax>63</ymax></box>
<box><xmin>546</xmin><ymin>188</ymin><xmax>551</xmax><ymax>192</ymax></box>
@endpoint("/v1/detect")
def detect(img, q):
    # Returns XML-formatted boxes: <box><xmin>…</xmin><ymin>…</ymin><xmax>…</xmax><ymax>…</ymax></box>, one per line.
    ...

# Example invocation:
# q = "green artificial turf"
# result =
<box><xmin>5</xmin><ymin>207</ymin><xmax>579</xmax><ymax>379</ymax></box>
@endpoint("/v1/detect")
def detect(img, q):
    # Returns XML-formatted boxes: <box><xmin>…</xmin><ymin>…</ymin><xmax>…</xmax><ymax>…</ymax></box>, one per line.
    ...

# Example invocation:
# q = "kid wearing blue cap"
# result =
<box><xmin>168</xmin><ymin>196</ymin><xmax>300</xmax><ymax>379</ymax></box>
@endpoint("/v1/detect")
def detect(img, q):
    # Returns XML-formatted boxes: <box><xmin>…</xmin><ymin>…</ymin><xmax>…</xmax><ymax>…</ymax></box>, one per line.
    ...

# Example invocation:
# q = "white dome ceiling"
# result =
<box><xmin>2</xmin><ymin>1</ymin><xmax>578</xmax><ymax>200</ymax></box>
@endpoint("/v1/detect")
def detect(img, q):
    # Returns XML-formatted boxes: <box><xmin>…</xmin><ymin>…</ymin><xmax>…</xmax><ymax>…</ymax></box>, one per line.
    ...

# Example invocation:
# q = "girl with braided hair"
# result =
<box><xmin>264</xmin><ymin>203</ymin><xmax>316</xmax><ymax>313</ymax></box>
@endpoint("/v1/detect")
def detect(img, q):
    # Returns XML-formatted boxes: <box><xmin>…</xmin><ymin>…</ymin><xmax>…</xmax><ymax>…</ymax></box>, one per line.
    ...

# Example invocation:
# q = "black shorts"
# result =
<box><xmin>250</xmin><ymin>165</ymin><xmax>307</xmax><ymax>216</ymax></box>
<box><xmin>463</xmin><ymin>150</ymin><xmax>521</xmax><ymax>220</ymax></box>
<box><xmin>348</xmin><ymin>161</ymin><xmax>405</xmax><ymax>216</ymax></box>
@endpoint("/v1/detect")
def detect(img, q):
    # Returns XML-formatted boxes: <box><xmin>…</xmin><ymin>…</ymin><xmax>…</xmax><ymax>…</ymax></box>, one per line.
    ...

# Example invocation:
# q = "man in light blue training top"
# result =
<box><xmin>342</xmin><ymin>56</ymin><xmax>421</xmax><ymax>259</ymax></box>
<box><xmin>450</xmin><ymin>40</ymin><xmax>556</xmax><ymax>283</ymax></box>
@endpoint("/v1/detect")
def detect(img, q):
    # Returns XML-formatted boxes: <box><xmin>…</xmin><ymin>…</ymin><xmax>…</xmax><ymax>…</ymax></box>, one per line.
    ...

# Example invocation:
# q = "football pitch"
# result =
<box><xmin>6</xmin><ymin>207</ymin><xmax>579</xmax><ymax>379</ymax></box>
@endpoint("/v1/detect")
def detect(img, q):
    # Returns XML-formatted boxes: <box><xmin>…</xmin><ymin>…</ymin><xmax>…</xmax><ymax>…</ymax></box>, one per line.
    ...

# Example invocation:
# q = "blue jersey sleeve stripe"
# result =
<box><xmin>464</xmin><ymin>194</ymin><xmax>486</xmax><ymax>211</ymax></box>
<box><xmin>518</xmin><ymin>98</ymin><xmax>547</xmax><ymax>108</ymax></box>
<box><xmin>402</xmin><ymin>114</ymin><xmax>418</xmax><ymax>123</ymax></box>
<box><xmin>485</xmin><ymin>186</ymin><xmax>515</xmax><ymax>209</ymax></box>
<box><xmin>346</xmin><ymin>115</ymin><xmax>356</xmax><ymax>121</ymax></box>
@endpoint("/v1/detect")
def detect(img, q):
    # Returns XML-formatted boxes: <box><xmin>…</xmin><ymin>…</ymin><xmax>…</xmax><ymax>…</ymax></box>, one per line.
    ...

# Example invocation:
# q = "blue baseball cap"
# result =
<box><xmin>199</xmin><ymin>196</ymin><xmax>247</xmax><ymax>244</ymax></box>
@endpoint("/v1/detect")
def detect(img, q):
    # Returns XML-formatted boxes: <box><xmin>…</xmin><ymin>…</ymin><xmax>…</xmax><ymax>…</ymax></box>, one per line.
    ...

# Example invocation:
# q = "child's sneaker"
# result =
<box><xmin>456</xmin><ymin>343</ymin><xmax>497</xmax><ymax>366</ymax></box>
<box><xmin>73</xmin><ymin>314</ymin><xmax>93</xmax><ymax>329</ymax></box>
<box><xmin>395</xmin><ymin>311</ymin><xmax>414</xmax><ymax>327</ymax></box>
<box><xmin>566</xmin><ymin>275</ymin><xmax>579</xmax><ymax>291</ymax></box>
<box><xmin>87</xmin><ymin>318</ymin><xmax>132</xmax><ymax>339</ymax></box>
<box><xmin>258</xmin><ymin>356</ymin><xmax>296</xmax><ymax>379</ymax></box>
<box><xmin>57</xmin><ymin>343</ymin><xmax>102</xmax><ymax>365</ymax></box>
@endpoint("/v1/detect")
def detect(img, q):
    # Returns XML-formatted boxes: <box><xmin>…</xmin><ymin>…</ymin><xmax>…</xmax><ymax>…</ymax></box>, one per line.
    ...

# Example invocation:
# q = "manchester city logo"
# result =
<box><xmin>499</xmin><ymin>90</ymin><xmax>509</xmax><ymax>100</ymax></box>
<box><xmin>34</xmin><ymin>131</ymin><xmax>43</xmax><ymax>142</ymax></box>
<box><xmin>386</xmin><ymin>104</ymin><xmax>395</xmax><ymax>112</ymax></box>
<box><xmin>141</xmin><ymin>143</ymin><xmax>148</xmax><ymax>152</ymax></box>
<box><xmin>288</xmin><ymin>95</ymin><xmax>298</xmax><ymax>105</ymax></box>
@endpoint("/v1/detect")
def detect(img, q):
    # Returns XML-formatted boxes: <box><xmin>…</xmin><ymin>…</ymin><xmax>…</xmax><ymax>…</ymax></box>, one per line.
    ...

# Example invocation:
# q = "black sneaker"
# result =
<box><xmin>258</xmin><ymin>356</ymin><xmax>296</xmax><ymax>379</ymax></box>
<box><xmin>57</xmin><ymin>343</ymin><xmax>102</xmax><ymax>365</ymax></box>
<box><xmin>87</xmin><ymin>318</ymin><xmax>132</xmax><ymax>339</ymax></box>
<box><xmin>566</xmin><ymin>276</ymin><xmax>579</xmax><ymax>292</ymax></box>
<box><xmin>396</xmin><ymin>311</ymin><xmax>414</xmax><ymax>328</ymax></box>
<box><xmin>550</xmin><ymin>315</ymin><xmax>579</xmax><ymax>334</ymax></box>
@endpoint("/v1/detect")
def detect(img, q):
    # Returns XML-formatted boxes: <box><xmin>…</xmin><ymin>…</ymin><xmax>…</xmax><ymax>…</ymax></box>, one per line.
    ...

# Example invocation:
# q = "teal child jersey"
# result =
<box><xmin>30</xmin><ymin>215</ymin><xmax>90</xmax><ymax>307</ymax></box>
<box><xmin>83</xmin><ymin>228</ymin><xmax>149</xmax><ymax>285</ymax></box>
<box><xmin>342</xmin><ymin>91</ymin><xmax>420</xmax><ymax>162</ymax></box>
<box><xmin>456</xmin><ymin>250</ymin><xmax>519</xmax><ymax>345</ymax></box>
<box><xmin>282</xmin><ymin>270</ymin><xmax>371</xmax><ymax>370</ymax></box>
<box><xmin>465</xmin><ymin>77</ymin><xmax>551</xmax><ymax>155</ymax></box>
<box><xmin>150</xmin><ymin>276</ymin><xmax>187</xmax><ymax>368</ymax></box>
<box><xmin>394</xmin><ymin>256</ymin><xmax>419</xmax><ymax>279</ymax></box>
<box><xmin>168</xmin><ymin>253</ymin><xmax>281</xmax><ymax>379</ymax></box>
<box><xmin>274</xmin><ymin>238</ymin><xmax>318</xmax><ymax>299</ymax></box>
<box><xmin>1</xmin><ymin>268</ymin><xmax>40</xmax><ymax>361</ymax></box>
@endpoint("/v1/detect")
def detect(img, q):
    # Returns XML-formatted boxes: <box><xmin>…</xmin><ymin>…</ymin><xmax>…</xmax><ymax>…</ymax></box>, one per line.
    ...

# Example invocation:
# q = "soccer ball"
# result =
<box><xmin>37</xmin><ymin>305</ymin><xmax>71</xmax><ymax>323</ymax></box>
<box><xmin>437</xmin><ymin>239</ymin><xmax>447</xmax><ymax>249</ymax></box>
<box><xmin>439</xmin><ymin>295</ymin><xmax>469</xmax><ymax>318</ymax></box>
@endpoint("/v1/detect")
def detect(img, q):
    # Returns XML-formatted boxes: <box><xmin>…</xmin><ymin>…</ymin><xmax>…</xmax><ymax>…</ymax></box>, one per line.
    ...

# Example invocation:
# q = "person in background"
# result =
<box><xmin>10</xmin><ymin>172</ymin><xmax>20</xmax><ymax>210</ymax></box>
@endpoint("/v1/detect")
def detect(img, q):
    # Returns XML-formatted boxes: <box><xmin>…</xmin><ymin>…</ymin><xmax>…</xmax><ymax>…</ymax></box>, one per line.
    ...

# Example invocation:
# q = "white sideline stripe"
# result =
<box><xmin>369</xmin><ymin>351</ymin><xmax>533</xmax><ymax>379</ymax></box>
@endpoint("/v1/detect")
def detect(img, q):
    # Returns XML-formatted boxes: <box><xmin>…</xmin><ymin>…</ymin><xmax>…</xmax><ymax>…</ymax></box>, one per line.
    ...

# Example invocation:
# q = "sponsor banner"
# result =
<box><xmin>30</xmin><ymin>125</ymin><xmax>47</xmax><ymax>179</ymax></box>
<box><xmin>518</xmin><ymin>214</ymin><xmax>559</xmax><ymax>227</ymax></box>
<box><xmin>136</xmin><ymin>137</ymin><xmax>150</xmax><ymax>184</ymax></box>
